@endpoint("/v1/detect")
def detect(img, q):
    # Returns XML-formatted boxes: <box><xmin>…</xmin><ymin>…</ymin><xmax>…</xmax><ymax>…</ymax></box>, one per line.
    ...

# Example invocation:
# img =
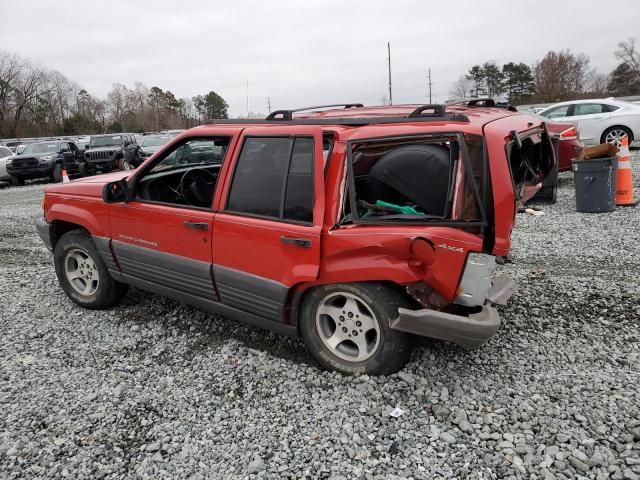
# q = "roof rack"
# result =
<box><xmin>266</xmin><ymin>103</ymin><xmax>364</xmax><ymax>120</ymax></box>
<box><xmin>206</xmin><ymin>104</ymin><xmax>469</xmax><ymax>126</ymax></box>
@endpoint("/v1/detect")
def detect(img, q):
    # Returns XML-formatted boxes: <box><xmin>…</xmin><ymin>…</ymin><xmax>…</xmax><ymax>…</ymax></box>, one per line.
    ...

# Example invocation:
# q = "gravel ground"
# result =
<box><xmin>1</xmin><ymin>155</ymin><xmax>639</xmax><ymax>480</ymax></box>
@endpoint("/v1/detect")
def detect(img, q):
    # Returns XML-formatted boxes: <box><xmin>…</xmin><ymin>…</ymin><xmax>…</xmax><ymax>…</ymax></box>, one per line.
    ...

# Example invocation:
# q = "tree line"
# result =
<box><xmin>450</xmin><ymin>37</ymin><xmax>640</xmax><ymax>105</ymax></box>
<box><xmin>0</xmin><ymin>50</ymin><xmax>229</xmax><ymax>138</ymax></box>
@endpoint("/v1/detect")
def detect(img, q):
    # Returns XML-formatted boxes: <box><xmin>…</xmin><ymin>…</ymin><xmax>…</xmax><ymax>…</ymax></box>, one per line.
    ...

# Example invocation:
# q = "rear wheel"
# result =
<box><xmin>601</xmin><ymin>126</ymin><xmax>633</xmax><ymax>147</ymax></box>
<box><xmin>54</xmin><ymin>230</ymin><xmax>128</xmax><ymax>309</ymax></box>
<box><xmin>299</xmin><ymin>282</ymin><xmax>412</xmax><ymax>375</ymax></box>
<box><xmin>9</xmin><ymin>175</ymin><xmax>23</xmax><ymax>186</ymax></box>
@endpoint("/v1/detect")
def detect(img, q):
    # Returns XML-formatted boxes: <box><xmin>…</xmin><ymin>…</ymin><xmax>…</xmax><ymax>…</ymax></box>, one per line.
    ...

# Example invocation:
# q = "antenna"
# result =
<box><xmin>387</xmin><ymin>42</ymin><xmax>393</xmax><ymax>105</ymax></box>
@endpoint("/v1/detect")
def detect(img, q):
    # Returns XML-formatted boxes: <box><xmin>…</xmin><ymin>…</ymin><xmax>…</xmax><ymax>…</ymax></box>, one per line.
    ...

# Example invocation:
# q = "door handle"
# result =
<box><xmin>183</xmin><ymin>221</ymin><xmax>208</xmax><ymax>231</ymax></box>
<box><xmin>280</xmin><ymin>236</ymin><xmax>312</xmax><ymax>248</ymax></box>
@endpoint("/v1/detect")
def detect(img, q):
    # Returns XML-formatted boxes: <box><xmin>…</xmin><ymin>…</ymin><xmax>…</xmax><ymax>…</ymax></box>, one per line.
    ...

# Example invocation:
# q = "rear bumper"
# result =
<box><xmin>35</xmin><ymin>217</ymin><xmax>53</xmax><ymax>251</ymax></box>
<box><xmin>391</xmin><ymin>304</ymin><xmax>501</xmax><ymax>349</ymax></box>
<box><xmin>391</xmin><ymin>275</ymin><xmax>516</xmax><ymax>349</ymax></box>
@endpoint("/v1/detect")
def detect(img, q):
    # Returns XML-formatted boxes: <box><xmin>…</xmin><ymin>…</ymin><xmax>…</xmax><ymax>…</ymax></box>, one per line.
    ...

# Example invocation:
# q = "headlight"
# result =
<box><xmin>6</xmin><ymin>158</ymin><xmax>12</xmax><ymax>166</ymax></box>
<box><xmin>41</xmin><ymin>154</ymin><xmax>54</xmax><ymax>161</ymax></box>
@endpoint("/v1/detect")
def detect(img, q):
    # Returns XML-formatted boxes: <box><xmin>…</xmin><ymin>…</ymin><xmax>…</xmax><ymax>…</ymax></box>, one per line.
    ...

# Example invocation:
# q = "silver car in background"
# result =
<box><xmin>538</xmin><ymin>98</ymin><xmax>640</xmax><ymax>146</ymax></box>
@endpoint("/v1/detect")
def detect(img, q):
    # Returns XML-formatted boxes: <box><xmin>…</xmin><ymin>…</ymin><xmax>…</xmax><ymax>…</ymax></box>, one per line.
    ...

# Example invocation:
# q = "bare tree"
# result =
<box><xmin>0</xmin><ymin>51</ymin><xmax>24</xmax><ymax>136</ymax></box>
<box><xmin>615</xmin><ymin>38</ymin><xmax>640</xmax><ymax>84</ymax></box>
<box><xmin>449</xmin><ymin>76</ymin><xmax>474</xmax><ymax>101</ymax></box>
<box><xmin>534</xmin><ymin>50</ymin><xmax>591</xmax><ymax>102</ymax></box>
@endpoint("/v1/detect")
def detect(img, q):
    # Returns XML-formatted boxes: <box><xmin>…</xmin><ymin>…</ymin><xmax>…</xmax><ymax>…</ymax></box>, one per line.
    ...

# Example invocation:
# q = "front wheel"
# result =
<box><xmin>53</xmin><ymin>164</ymin><xmax>63</xmax><ymax>182</ymax></box>
<box><xmin>9</xmin><ymin>175</ymin><xmax>24</xmax><ymax>186</ymax></box>
<box><xmin>54</xmin><ymin>230</ymin><xmax>128</xmax><ymax>309</ymax></box>
<box><xmin>601</xmin><ymin>126</ymin><xmax>633</xmax><ymax>147</ymax></box>
<box><xmin>299</xmin><ymin>282</ymin><xmax>412</xmax><ymax>375</ymax></box>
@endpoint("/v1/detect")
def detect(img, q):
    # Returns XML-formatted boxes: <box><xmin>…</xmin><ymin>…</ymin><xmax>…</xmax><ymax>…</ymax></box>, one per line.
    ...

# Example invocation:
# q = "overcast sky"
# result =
<box><xmin>1</xmin><ymin>0</ymin><xmax>638</xmax><ymax>116</ymax></box>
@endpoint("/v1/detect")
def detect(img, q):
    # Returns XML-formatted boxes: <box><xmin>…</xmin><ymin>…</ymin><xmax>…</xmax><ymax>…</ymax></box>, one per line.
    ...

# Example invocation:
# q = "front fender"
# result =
<box><xmin>46</xmin><ymin>195</ymin><xmax>110</xmax><ymax>238</ymax></box>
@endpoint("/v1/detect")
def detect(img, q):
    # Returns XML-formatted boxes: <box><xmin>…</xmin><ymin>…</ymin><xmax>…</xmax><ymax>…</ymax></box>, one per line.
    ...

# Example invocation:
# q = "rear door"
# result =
<box><xmin>571</xmin><ymin>103</ymin><xmax>612</xmax><ymax>144</ymax></box>
<box><xmin>211</xmin><ymin>126</ymin><xmax>325</xmax><ymax>324</ymax></box>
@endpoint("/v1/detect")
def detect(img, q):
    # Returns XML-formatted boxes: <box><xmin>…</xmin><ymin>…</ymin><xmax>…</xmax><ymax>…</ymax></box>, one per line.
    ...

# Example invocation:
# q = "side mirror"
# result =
<box><xmin>103</xmin><ymin>179</ymin><xmax>129</xmax><ymax>203</ymax></box>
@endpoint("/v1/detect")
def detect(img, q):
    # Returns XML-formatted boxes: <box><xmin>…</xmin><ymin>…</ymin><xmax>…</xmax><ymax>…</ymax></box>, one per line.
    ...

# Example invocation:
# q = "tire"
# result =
<box><xmin>78</xmin><ymin>162</ymin><xmax>88</xmax><ymax>177</ymax></box>
<box><xmin>9</xmin><ymin>175</ymin><xmax>24</xmax><ymax>186</ymax></box>
<box><xmin>601</xmin><ymin>126</ymin><xmax>633</xmax><ymax>147</ymax></box>
<box><xmin>54</xmin><ymin>230</ymin><xmax>128</xmax><ymax>310</ymax></box>
<box><xmin>53</xmin><ymin>164</ymin><xmax>63</xmax><ymax>182</ymax></box>
<box><xmin>299</xmin><ymin>282</ymin><xmax>412</xmax><ymax>375</ymax></box>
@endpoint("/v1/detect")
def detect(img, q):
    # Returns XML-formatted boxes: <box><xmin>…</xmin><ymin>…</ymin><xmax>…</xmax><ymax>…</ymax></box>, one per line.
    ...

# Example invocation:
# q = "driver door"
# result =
<box><xmin>108</xmin><ymin>133</ymin><xmax>239</xmax><ymax>303</ymax></box>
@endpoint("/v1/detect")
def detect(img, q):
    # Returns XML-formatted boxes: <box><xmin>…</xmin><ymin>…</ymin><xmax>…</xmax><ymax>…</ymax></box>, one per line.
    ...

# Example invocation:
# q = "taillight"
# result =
<box><xmin>559</xmin><ymin>126</ymin><xmax>578</xmax><ymax>140</ymax></box>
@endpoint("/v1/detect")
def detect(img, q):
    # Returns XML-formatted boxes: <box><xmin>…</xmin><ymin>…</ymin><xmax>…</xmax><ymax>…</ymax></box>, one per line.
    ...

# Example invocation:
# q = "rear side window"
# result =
<box><xmin>574</xmin><ymin>104</ymin><xmax>606</xmax><ymax>115</ymax></box>
<box><xmin>226</xmin><ymin>137</ymin><xmax>314</xmax><ymax>223</ymax></box>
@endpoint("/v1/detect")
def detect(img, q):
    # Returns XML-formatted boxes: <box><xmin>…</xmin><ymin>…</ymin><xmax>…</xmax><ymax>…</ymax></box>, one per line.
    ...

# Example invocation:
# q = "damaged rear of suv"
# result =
<box><xmin>37</xmin><ymin>103</ymin><xmax>555</xmax><ymax>375</ymax></box>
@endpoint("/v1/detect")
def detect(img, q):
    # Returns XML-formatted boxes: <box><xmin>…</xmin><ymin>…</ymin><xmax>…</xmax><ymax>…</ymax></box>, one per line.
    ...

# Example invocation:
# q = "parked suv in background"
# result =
<box><xmin>36</xmin><ymin>103</ymin><xmax>555</xmax><ymax>374</ymax></box>
<box><xmin>82</xmin><ymin>134</ymin><xmax>137</xmax><ymax>175</ymax></box>
<box><xmin>6</xmin><ymin>140</ymin><xmax>83</xmax><ymax>185</ymax></box>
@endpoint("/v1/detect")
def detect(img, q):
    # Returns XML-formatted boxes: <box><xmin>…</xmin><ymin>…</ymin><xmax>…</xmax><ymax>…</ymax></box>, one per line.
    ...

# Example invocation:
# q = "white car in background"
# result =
<box><xmin>538</xmin><ymin>98</ymin><xmax>640</xmax><ymax>146</ymax></box>
<box><xmin>0</xmin><ymin>145</ymin><xmax>14</xmax><ymax>182</ymax></box>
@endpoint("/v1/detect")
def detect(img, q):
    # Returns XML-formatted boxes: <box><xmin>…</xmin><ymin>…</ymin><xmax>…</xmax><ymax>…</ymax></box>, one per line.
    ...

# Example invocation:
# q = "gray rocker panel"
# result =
<box><xmin>111</xmin><ymin>240</ymin><xmax>217</xmax><ymax>301</ymax></box>
<box><xmin>213</xmin><ymin>265</ymin><xmax>288</xmax><ymax>322</ymax></box>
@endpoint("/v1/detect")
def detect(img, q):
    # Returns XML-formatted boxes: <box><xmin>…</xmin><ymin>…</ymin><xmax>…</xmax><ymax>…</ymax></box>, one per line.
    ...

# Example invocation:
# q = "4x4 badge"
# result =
<box><xmin>437</xmin><ymin>243</ymin><xmax>464</xmax><ymax>253</ymax></box>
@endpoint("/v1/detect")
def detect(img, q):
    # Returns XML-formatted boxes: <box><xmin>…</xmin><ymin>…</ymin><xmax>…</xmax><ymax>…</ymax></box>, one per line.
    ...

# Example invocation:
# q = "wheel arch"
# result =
<box><xmin>286</xmin><ymin>279</ymin><xmax>411</xmax><ymax>334</ymax></box>
<box><xmin>50</xmin><ymin>219</ymin><xmax>90</xmax><ymax>250</ymax></box>
<box><xmin>602</xmin><ymin>124</ymin><xmax>634</xmax><ymax>143</ymax></box>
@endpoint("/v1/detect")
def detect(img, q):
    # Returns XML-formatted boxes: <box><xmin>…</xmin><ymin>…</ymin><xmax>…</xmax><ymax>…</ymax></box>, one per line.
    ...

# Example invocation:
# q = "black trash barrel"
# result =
<box><xmin>572</xmin><ymin>156</ymin><xmax>618</xmax><ymax>213</ymax></box>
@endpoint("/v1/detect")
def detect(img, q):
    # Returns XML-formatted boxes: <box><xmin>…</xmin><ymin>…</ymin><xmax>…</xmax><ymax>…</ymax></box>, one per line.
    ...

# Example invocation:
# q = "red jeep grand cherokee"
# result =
<box><xmin>36</xmin><ymin>103</ymin><xmax>554</xmax><ymax>375</ymax></box>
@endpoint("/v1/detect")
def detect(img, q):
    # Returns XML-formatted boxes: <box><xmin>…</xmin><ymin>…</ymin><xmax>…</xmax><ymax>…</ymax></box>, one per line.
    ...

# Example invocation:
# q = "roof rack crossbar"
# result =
<box><xmin>408</xmin><ymin>104</ymin><xmax>446</xmax><ymax>118</ymax></box>
<box><xmin>265</xmin><ymin>103</ymin><xmax>364</xmax><ymax>121</ymax></box>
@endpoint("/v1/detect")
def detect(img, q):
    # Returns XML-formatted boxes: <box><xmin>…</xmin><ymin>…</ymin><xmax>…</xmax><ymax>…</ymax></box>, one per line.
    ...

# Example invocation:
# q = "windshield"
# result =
<box><xmin>90</xmin><ymin>136</ymin><xmax>122</xmax><ymax>148</ymax></box>
<box><xmin>142</xmin><ymin>135</ymin><xmax>170</xmax><ymax>147</ymax></box>
<box><xmin>23</xmin><ymin>142</ymin><xmax>58</xmax><ymax>154</ymax></box>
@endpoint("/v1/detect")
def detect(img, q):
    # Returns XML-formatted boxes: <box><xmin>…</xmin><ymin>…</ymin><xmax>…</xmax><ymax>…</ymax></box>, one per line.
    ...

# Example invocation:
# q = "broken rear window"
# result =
<box><xmin>342</xmin><ymin>134</ymin><xmax>485</xmax><ymax>224</ymax></box>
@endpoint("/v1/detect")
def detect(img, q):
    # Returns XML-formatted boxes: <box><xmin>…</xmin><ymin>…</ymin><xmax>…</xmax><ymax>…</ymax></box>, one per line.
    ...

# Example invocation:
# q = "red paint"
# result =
<box><xmin>41</xmin><ymin>104</ymin><xmax>555</xmax><ymax>312</ymax></box>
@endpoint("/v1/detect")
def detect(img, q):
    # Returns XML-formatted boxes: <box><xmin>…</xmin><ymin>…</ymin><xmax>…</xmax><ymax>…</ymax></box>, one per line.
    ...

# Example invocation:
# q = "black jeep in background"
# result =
<box><xmin>6</xmin><ymin>140</ymin><xmax>83</xmax><ymax>185</ymax></box>
<box><xmin>81</xmin><ymin>134</ymin><xmax>138</xmax><ymax>175</ymax></box>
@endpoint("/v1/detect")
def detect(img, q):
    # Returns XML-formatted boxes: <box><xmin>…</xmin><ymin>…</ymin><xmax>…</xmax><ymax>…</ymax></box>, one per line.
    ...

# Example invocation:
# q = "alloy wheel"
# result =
<box><xmin>315</xmin><ymin>292</ymin><xmax>381</xmax><ymax>362</ymax></box>
<box><xmin>604</xmin><ymin>129</ymin><xmax>628</xmax><ymax>147</ymax></box>
<box><xmin>64</xmin><ymin>248</ymin><xmax>100</xmax><ymax>296</ymax></box>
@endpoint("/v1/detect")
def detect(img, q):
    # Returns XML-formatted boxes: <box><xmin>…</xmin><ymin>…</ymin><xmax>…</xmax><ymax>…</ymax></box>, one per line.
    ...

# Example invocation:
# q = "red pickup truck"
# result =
<box><xmin>36</xmin><ymin>103</ymin><xmax>554</xmax><ymax>374</ymax></box>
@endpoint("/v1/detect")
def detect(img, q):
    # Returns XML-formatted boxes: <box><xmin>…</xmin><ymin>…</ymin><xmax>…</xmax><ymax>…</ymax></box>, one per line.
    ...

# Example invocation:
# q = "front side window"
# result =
<box><xmin>135</xmin><ymin>137</ymin><xmax>230</xmax><ymax>209</ymax></box>
<box><xmin>226</xmin><ymin>136</ymin><xmax>314</xmax><ymax>223</ymax></box>
<box><xmin>541</xmin><ymin>105</ymin><xmax>570</xmax><ymax>119</ymax></box>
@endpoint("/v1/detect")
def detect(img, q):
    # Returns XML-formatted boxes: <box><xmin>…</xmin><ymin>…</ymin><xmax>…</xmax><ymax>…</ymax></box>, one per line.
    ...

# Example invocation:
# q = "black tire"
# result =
<box><xmin>10</xmin><ymin>175</ymin><xmax>24</xmax><ymax>186</ymax></box>
<box><xmin>78</xmin><ymin>162</ymin><xmax>88</xmax><ymax>177</ymax></box>
<box><xmin>53</xmin><ymin>164</ymin><xmax>63</xmax><ymax>182</ymax></box>
<box><xmin>601</xmin><ymin>126</ymin><xmax>633</xmax><ymax>146</ymax></box>
<box><xmin>54</xmin><ymin>230</ymin><xmax>128</xmax><ymax>309</ymax></box>
<box><xmin>299</xmin><ymin>282</ymin><xmax>412</xmax><ymax>375</ymax></box>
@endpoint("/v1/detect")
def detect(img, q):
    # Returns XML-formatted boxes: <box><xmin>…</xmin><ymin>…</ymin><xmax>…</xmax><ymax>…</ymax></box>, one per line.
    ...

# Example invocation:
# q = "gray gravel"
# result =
<box><xmin>1</xmin><ymin>155</ymin><xmax>639</xmax><ymax>479</ymax></box>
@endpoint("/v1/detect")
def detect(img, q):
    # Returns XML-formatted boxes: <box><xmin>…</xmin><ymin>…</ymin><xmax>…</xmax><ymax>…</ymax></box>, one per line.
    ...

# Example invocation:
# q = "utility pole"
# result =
<box><xmin>387</xmin><ymin>42</ymin><xmax>393</xmax><ymax>105</ymax></box>
<box><xmin>246</xmin><ymin>81</ymin><xmax>249</xmax><ymax>117</ymax></box>
<box><xmin>267</xmin><ymin>97</ymin><xmax>272</xmax><ymax>113</ymax></box>
<box><xmin>427</xmin><ymin>68</ymin><xmax>433</xmax><ymax>104</ymax></box>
